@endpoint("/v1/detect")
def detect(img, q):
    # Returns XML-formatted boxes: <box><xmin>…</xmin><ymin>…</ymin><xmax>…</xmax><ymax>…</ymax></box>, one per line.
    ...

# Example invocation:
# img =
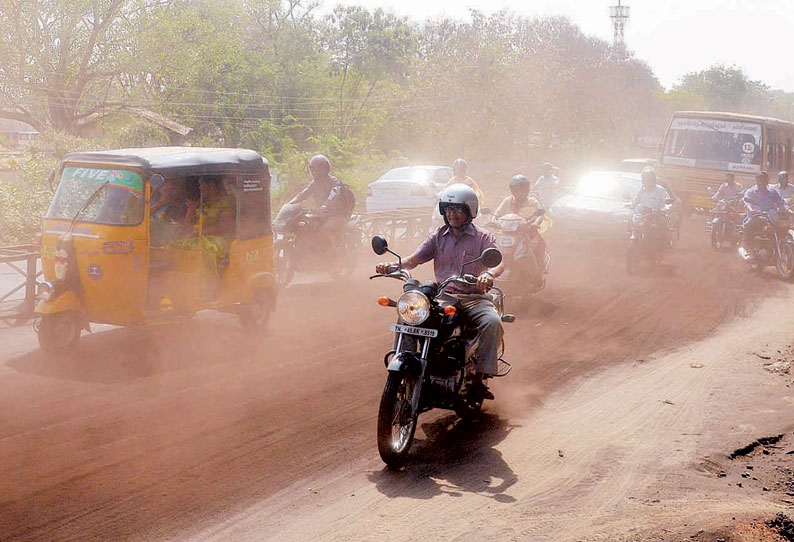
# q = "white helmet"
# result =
<box><xmin>438</xmin><ymin>183</ymin><xmax>479</xmax><ymax>223</ymax></box>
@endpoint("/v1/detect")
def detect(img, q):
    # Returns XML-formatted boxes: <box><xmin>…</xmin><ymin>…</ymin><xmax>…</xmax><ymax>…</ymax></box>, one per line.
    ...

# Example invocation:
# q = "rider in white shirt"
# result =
<box><xmin>712</xmin><ymin>172</ymin><xmax>743</xmax><ymax>201</ymax></box>
<box><xmin>633</xmin><ymin>168</ymin><xmax>670</xmax><ymax>211</ymax></box>
<box><xmin>773</xmin><ymin>171</ymin><xmax>794</xmax><ymax>202</ymax></box>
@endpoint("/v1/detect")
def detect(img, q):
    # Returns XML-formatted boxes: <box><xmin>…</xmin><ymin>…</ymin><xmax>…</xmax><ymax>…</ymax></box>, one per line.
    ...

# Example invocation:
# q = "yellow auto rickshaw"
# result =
<box><xmin>35</xmin><ymin>147</ymin><xmax>276</xmax><ymax>353</ymax></box>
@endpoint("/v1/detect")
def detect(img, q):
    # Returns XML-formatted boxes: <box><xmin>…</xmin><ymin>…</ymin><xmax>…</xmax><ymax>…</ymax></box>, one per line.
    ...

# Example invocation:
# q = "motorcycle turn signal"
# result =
<box><xmin>443</xmin><ymin>305</ymin><xmax>457</xmax><ymax>316</ymax></box>
<box><xmin>378</xmin><ymin>296</ymin><xmax>397</xmax><ymax>307</ymax></box>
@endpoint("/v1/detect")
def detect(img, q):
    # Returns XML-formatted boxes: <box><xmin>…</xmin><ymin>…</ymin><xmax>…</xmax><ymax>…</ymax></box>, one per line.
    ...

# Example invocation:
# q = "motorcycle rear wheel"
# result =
<box><xmin>377</xmin><ymin>372</ymin><xmax>418</xmax><ymax>470</ymax></box>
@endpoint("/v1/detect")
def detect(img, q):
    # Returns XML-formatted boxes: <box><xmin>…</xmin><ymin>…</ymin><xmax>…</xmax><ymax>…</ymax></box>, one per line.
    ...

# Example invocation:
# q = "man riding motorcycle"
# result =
<box><xmin>712</xmin><ymin>172</ymin><xmax>742</xmax><ymax>202</ymax></box>
<box><xmin>287</xmin><ymin>154</ymin><xmax>352</xmax><ymax>247</ymax></box>
<box><xmin>742</xmin><ymin>171</ymin><xmax>788</xmax><ymax>258</ymax></box>
<box><xmin>494</xmin><ymin>174</ymin><xmax>549</xmax><ymax>289</ymax></box>
<box><xmin>773</xmin><ymin>171</ymin><xmax>794</xmax><ymax>203</ymax></box>
<box><xmin>446</xmin><ymin>158</ymin><xmax>485</xmax><ymax>205</ymax></box>
<box><xmin>631</xmin><ymin>168</ymin><xmax>672</xmax><ymax>242</ymax></box>
<box><xmin>375</xmin><ymin>184</ymin><xmax>505</xmax><ymax>403</ymax></box>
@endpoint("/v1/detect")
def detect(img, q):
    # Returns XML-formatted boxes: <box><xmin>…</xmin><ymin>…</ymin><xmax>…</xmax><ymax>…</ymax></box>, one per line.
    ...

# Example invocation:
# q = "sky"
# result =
<box><xmin>330</xmin><ymin>0</ymin><xmax>794</xmax><ymax>92</ymax></box>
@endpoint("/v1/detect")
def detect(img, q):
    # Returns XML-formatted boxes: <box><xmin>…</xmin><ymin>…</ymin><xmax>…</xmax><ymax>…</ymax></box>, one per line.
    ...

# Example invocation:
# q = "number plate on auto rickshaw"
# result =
<box><xmin>389</xmin><ymin>323</ymin><xmax>439</xmax><ymax>337</ymax></box>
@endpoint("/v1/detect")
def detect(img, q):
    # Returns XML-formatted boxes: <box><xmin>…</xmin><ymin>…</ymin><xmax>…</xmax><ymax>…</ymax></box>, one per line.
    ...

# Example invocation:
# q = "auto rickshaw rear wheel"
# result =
<box><xmin>239</xmin><ymin>289</ymin><xmax>273</xmax><ymax>333</ymax></box>
<box><xmin>38</xmin><ymin>311</ymin><xmax>82</xmax><ymax>353</ymax></box>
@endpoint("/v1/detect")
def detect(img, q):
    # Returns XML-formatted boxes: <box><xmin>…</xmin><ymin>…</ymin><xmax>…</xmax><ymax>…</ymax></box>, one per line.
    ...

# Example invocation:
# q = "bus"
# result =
<box><xmin>658</xmin><ymin>111</ymin><xmax>794</xmax><ymax>212</ymax></box>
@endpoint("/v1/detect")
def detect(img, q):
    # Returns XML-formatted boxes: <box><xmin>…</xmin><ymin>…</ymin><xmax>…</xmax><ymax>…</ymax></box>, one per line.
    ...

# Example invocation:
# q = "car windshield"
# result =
<box><xmin>379</xmin><ymin>167</ymin><xmax>434</xmax><ymax>182</ymax></box>
<box><xmin>575</xmin><ymin>173</ymin><xmax>641</xmax><ymax>201</ymax></box>
<box><xmin>662</xmin><ymin>117</ymin><xmax>762</xmax><ymax>173</ymax></box>
<box><xmin>46</xmin><ymin>166</ymin><xmax>145</xmax><ymax>225</ymax></box>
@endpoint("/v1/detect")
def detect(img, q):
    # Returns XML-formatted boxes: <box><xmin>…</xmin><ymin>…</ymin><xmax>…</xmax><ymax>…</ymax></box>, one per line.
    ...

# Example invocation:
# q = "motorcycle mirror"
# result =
<box><xmin>371</xmin><ymin>235</ymin><xmax>389</xmax><ymax>255</ymax></box>
<box><xmin>480</xmin><ymin>247</ymin><xmax>502</xmax><ymax>268</ymax></box>
<box><xmin>47</xmin><ymin>169</ymin><xmax>56</xmax><ymax>192</ymax></box>
<box><xmin>707</xmin><ymin>186</ymin><xmax>713</xmax><ymax>193</ymax></box>
<box><xmin>149</xmin><ymin>174</ymin><xmax>165</xmax><ymax>189</ymax></box>
<box><xmin>665</xmin><ymin>198</ymin><xmax>674</xmax><ymax>205</ymax></box>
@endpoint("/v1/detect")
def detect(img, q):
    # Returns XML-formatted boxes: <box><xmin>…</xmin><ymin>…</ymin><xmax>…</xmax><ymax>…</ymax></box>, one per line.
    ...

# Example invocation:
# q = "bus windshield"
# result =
<box><xmin>662</xmin><ymin>117</ymin><xmax>762</xmax><ymax>173</ymax></box>
<box><xmin>46</xmin><ymin>166</ymin><xmax>145</xmax><ymax>225</ymax></box>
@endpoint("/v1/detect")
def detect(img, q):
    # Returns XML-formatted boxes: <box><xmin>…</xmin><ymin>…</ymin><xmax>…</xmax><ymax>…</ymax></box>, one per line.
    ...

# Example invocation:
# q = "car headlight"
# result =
<box><xmin>397</xmin><ymin>291</ymin><xmax>430</xmax><ymax>325</ymax></box>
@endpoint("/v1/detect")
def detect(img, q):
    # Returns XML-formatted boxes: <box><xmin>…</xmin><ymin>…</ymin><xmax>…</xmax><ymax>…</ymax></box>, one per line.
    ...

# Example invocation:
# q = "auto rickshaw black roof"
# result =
<box><xmin>61</xmin><ymin>147</ymin><xmax>269</xmax><ymax>177</ymax></box>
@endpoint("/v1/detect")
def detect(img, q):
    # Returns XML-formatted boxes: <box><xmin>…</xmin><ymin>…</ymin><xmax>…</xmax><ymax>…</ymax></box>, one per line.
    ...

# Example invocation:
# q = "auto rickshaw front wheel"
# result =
<box><xmin>38</xmin><ymin>311</ymin><xmax>82</xmax><ymax>353</ymax></box>
<box><xmin>239</xmin><ymin>289</ymin><xmax>273</xmax><ymax>333</ymax></box>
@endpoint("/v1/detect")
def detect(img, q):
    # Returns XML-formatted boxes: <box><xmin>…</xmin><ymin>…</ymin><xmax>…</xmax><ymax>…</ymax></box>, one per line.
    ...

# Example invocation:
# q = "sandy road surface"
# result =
<box><xmin>0</xmin><ymin>219</ymin><xmax>786</xmax><ymax>540</ymax></box>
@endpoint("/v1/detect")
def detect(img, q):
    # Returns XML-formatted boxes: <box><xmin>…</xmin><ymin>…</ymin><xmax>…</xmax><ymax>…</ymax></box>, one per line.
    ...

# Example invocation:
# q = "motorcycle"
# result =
<box><xmin>705</xmin><ymin>188</ymin><xmax>744</xmax><ymax>251</ymax></box>
<box><xmin>738</xmin><ymin>211</ymin><xmax>794</xmax><ymax>280</ymax></box>
<box><xmin>625</xmin><ymin>201</ymin><xmax>674</xmax><ymax>275</ymax></box>
<box><xmin>370</xmin><ymin>235</ymin><xmax>514</xmax><ymax>469</ymax></box>
<box><xmin>485</xmin><ymin>209</ymin><xmax>550</xmax><ymax>303</ymax></box>
<box><xmin>273</xmin><ymin>203</ymin><xmax>362</xmax><ymax>287</ymax></box>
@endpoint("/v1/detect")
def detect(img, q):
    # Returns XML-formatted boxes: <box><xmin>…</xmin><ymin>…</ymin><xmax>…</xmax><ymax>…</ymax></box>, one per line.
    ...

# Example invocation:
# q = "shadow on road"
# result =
<box><xmin>368</xmin><ymin>413</ymin><xmax>519</xmax><ymax>503</ymax></box>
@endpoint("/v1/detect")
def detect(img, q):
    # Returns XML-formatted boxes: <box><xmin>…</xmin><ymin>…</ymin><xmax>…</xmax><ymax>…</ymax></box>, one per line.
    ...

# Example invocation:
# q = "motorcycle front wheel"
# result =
<box><xmin>625</xmin><ymin>239</ymin><xmax>639</xmax><ymax>275</ymax></box>
<box><xmin>377</xmin><ymin>372</ymin><xmax>418</xmax><ymax>469</ymax></box>
<box><xmin>274</xmin><ymin>243</ymin><xmax>295</xmax><ymax>288</ymax></box>
<box><xmin>776</xmin><ymin>242</ymin><xmax>794</xmax><ymax>281</ymax></box>
<box><xmin>711</xmin><ymin>221</ymin><xmax>724</xmax><ymax>250</ymax></box>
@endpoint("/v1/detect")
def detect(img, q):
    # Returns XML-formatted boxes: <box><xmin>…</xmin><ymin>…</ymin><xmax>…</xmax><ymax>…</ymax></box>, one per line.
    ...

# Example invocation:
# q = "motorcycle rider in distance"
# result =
<box><xmin>375</xmin><ymin>184</ymin><xmax>505</xmax><ymax>403</ymax></box>
<box><xmin>712</xmin><ymin>172</ymin><xmax>742</xmax><ymax>202</ymax></box>
<box><xmin>446</xmin><ymin>158</ymin><xmax>485</xmax><ymax>206</ymax></box>
<box><xmin>741</xmin><ymin>171</ymin><xmax>788</xmax><ymax>259</ymax></box>
<box><xmin>773</xmin><ymin>171</ymin><xmax>794</xmax><ymax>203</ymax></box>
<box><xmin>632</xmin><ymin>167</ymin><xmax>672</xmax><ymax>243</ymax></box>
<box><xmin>288</xmin><ymin>154</ymin><xmax>350</xmax><ymax>248</ymax></box>
<box><xmin>494</xmin><ymin>174</ymin><xmax>549</xmax><ymax>288</ymax></box>
<box><xmin>535</xmin><ymin>162</ymin><xmax>560</xmax><ymax>209</ymax></box>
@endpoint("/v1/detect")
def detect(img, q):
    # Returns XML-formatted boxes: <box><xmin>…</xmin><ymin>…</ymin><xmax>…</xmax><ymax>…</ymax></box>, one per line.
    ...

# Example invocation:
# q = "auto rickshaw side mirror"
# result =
<box><xmin>372</xmin><ymin>235</ymin><xmax>389</xmax><ymax>255</ymax></box>
<box><xmin>149</xmin><ymin>174</ymin><xmax>165</xmax><ymax>189</ymax></box>
<box><xmin>47</xmin><ymin>169</ymin><xmax>56</xmax><ymax>192</ymax></box>
<box><xmin>480</xmin><ymin>247</ymin><xmax>502</xmax><ymax>268</ymax></box>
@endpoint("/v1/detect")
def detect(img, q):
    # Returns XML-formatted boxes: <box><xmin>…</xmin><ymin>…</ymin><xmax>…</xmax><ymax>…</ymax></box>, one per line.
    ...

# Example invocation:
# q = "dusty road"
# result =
<box><xmin>0</xmin><ymin>219</ymin><xmax>791</xmax><ymax>541</ymax></box>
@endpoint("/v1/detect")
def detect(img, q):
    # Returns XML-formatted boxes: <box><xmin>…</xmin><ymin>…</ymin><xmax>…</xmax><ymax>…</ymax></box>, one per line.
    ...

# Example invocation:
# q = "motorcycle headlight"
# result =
<box><xmin>36</xmin><ymin>281</ymin><xmax>53</xmax><ymax>302</ymax></box>
<box><xmin>397</xmin><ymin>291</ymin><xmax>431</xmax><ymax>325</ymax></box>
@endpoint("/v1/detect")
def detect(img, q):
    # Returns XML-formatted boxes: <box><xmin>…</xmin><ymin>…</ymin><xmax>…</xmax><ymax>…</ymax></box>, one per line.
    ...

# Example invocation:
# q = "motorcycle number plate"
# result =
<box><xmin>389</xmin><ymin>323</ymin><xmax>438</xmax><ymax>338</ymax></box>
<box><xmin>497</xmin><ymin>236</ymin><xmax>515</xmax><ymax>247</ymax></box>
<box><xmin>275</xmin><ymin>234</ymin><xmax>285</xmax><ymax>240</ymax></box>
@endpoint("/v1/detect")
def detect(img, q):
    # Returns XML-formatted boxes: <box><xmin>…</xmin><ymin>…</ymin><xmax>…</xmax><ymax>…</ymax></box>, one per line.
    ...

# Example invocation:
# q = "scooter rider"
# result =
<box><xmin>742</xmin><ymin>171</ymin><xmax>788</xmax><ymax>257</ymax></box>
<box><xmin>712</xmin><ymin>172</ymin><xmax>742</xmax><ymax>202</ymax></box>
<box><xmin>494</xmin><ymin>174</ymin><xmax>548</xmax><ymax>287</ymax></box>
<box><xmin>375</xmin><ymin>184</ymin><xmax>505</xmax><ymax>402</ymax></box>
<box><xmin>446</xmin><ymin>158</ymin><xmax>485</xmax><ymax>205</ymax></box>
<box><xmin>773</xmin><ymin>171</ymin><xmax>794</xmax><ymax>203</ymax></box>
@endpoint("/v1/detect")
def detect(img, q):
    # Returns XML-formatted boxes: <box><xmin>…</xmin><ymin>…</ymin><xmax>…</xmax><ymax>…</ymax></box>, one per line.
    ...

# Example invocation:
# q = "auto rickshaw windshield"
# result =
<box><xmin>46</xmin><ymin>166</ymin><xmax>145</xmax><ymax>225</ymax></box>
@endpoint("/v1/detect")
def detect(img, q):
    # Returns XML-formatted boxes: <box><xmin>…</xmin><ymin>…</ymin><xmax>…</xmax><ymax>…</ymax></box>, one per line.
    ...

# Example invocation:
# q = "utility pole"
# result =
<box><xmin>609</xmin><ymin>1</ymin><xmax>630</xmax><ymax>59</ymax></box>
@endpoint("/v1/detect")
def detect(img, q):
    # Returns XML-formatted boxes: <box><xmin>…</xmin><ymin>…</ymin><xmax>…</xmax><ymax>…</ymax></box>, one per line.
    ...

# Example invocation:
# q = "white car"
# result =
<box><xmin>365</xmin><ymin>166</ymin><xmax>453</xmax><ymax>212</ymax></box>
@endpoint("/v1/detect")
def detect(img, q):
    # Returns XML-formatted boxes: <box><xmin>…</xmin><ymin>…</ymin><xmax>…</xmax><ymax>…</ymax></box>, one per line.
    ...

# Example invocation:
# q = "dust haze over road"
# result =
<box><xmin>0</xmin><ymin>217</ymin><xmax>790</xmax><ymax>541</ymax></box>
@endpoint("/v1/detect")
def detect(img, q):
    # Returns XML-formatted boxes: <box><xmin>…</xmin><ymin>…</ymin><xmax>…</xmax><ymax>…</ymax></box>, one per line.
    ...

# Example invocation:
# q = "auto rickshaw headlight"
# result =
<box><xmin>397</xmin><ymin>291</ymin><xmax>430</xmax><ymax>325</ymax></box>
<box><xmin>36</xmin><ymin>281</ymin><xmax>53</xmax><ymax>302</ymax></box>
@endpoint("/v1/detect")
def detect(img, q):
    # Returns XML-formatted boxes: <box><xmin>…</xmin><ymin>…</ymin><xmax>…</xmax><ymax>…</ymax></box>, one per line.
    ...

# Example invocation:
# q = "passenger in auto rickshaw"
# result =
<box><xmin>171</xmin><ymin>175</ymin><xmax>236</xmax><ymax>293</ymax></box>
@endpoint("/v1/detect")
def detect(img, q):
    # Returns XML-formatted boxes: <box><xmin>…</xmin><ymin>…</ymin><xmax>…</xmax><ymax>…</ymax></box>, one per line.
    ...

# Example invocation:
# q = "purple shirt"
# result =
<box><xmin>744</xmin><ymin>185</ymin><xmax>787</xmax><ymax>218</ymax></box>
<box><xmin>414</xmin><ymin>224</ymin><xmax>497</xmax><ymax>292</ymax></box>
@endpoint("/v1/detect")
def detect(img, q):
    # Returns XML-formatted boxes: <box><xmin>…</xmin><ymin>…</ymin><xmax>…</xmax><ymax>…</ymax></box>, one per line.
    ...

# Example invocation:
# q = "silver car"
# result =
<box><xmin>549</xmin><ymin>171</ymin><xmax>642</xmax><ymax>239</ymax></box>
<box><xmin>365</xmin><ymin>166</ymin><xmax>452</xmax><ymax>212</ymax></box>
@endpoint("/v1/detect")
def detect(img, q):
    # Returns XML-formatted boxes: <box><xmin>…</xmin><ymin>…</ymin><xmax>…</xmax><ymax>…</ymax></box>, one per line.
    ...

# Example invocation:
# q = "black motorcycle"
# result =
<box><xmin>273</xmin><ymin>203</ymin><xmax>362</xmax><ymax>287</ymax></box>
<box><xmin>625</xmin><ymin>201</ymin><xmax>674</xmax><ymax>275</ymax></box>
<box><xmin>370</xmin><ymin>235</ymin><xmax>514</xmax><ymax>469</ymax></box>
<box><xmin>738</xmin><ymin>211</ymin><xmax>794</xmax><ymax>280</ymax></box>
<box><xmin>707</xmin><ymin>195</ymin><xmax>744</xmax><ymax>251</ymax></box>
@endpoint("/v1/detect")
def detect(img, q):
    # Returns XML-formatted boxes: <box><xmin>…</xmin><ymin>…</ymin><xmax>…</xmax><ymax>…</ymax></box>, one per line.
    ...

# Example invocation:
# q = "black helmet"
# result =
<box><xmin>640</xmin><ymin>166</ymin><xmax>657</xmax><ymax>184</ymax></box>
<box><xmin>778</xmin><ymin>171</ymin><xmax>789</xmax><ymax>182</ymax></box>
<box><xmin>509</xmin><ymin>174</ymin><xmax>531</xmax><ymax>196</ymax></box>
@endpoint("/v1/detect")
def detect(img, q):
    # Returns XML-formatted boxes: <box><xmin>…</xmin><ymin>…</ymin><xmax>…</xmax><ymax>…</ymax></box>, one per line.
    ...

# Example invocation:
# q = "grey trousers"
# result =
<box><xmin>458</xmin><ymin>296</ymin><xmax>504</xmax><ymax>376</ymax></box>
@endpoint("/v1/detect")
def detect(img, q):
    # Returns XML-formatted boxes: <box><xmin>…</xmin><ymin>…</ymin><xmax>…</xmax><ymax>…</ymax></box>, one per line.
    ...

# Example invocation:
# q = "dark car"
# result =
<box><xmin>549</xmin><ymin>171</ymin><xmax>642</xmax><ymax>239</ymax></box>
